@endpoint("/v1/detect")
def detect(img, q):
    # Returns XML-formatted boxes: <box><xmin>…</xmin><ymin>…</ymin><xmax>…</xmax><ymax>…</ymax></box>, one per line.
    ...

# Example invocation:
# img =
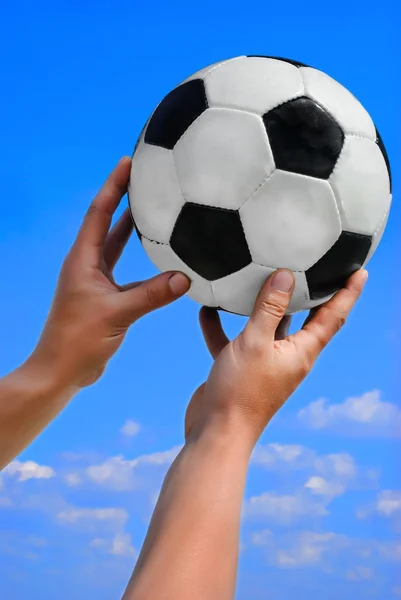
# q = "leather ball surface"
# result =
<box><xmin>128</xmin><ymin>56</ymin><xmax>392</xmax><ymax>315</ymax></box>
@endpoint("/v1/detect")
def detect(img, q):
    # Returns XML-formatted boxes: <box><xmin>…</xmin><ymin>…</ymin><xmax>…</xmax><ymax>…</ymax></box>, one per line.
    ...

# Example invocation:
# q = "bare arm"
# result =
<box><xmin>0</xmin><ymin>360</ymin><xmax>77</xmax><ymax>470</ymax></box>
<box><xmin>123</xmin><ymin>423</ymin><xmax>251</xmax><ymax>600</ymax></box>
<box><xmin>0</xmin><ymin>157</ymin><xmax>189</xmax><ymax>471</ymax></box>
<box><xmin>122</xmin><ymin>268</ymin><xmax>368</xmax><ymax>600</ymax></box>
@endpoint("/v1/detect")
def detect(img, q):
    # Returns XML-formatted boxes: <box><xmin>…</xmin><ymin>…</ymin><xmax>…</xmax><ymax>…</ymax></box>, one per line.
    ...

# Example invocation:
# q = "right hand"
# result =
<box><xmin>185</xmin><ymin>268</ymin><xmax>368</xmax><ymax>449</ymax></box>
<box><xmin>28</xmin><ymin>157</ymin><xmax>190</xmax><ymax>389</ymax></box>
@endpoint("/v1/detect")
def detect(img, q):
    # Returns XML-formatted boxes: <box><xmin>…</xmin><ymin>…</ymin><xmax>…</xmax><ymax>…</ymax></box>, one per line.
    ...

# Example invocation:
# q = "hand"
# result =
<box><xmin>29</xmin><ymin>157</ymin><xmax>190</xmax><ymax>388</ymax></box>
<box><xmin>185</xmin><ymin>268</ymin><xmax>368</xmax><ymax>449</ymax></box>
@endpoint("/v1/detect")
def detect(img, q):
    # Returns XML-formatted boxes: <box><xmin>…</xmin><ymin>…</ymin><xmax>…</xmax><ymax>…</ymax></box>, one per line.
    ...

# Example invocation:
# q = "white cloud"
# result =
<box><xmin>64</xmin><ymin>473</ymin><xmax>81</xmax><ymax>487</ymax></box>
<box><xmin>89</xmin><ymin>538</ymin><xmax>107</xmax><ymax>549</ymax></box>
<box><xmin>4</xmin><ymin>460</ymin><xmax>55</xmax><ymax>482</ymax></box>
<box><xmin>276</xmin><ymin>532</ymin><xmax>339</xmax><ymax>567</ymax></box>
<box><xmin>357</xmin><ymin>490</ymin><xmax>401</xmax><ymax>525</ymax></box>
<box><xmin>251</xmin><ymin>528</ymin><xmax>274</xmax><ymax>546</ymax></box>
<box><xmin>133</xmin><ymin>447</ymin><xmax>182</xmax><ymax>466</ymax></box>
<box><xmin>315</xmin><ymin>453</ymin><xmax>358</xmax><ymax>480</ymax></box>
<box><xmin>298</xmin><ymin>390</ymin><xmax>401</xmax><ymax>437</ymax></box>
<box><xmin>378</xmin><ymin>541</ymin><xmax>401</xmax><ymax>563</ymax></box>
<box><xmin>251</xmin><ymin>529</ymin><xmax>347</xmax><ymax>568</ymax></box>
<box><xmin>246</xmin><ymin>444</ymin><xmax>380</xmax><ymax>527</ymax></box>
<box><xmin>57</xmin><ymin>505</ymin><xmax>135</xmax><ymax>558</ymax></box>
<box><xmin>0</xmin><ymin>477</ymin><xmax>10</xmax><ymax>506</ymax></box>
<box><xmin>121</xmin><ymin>420</ymin><xmax>141</xmax><ymax>438</ymax></box>
<box><xmin>111</xmin><ymin>532</ymin><xmax>136</xmax><ymax>557</ymax></box>
<box><xmin>252</xmin><ymin>527</ymin><xmax>401</xmax><ymax>576</ymax></box>
<box><xmin>57</xmin><ymin>507</ymin><xmax>128</xmax><ymax>527</ymax></box>
<box><xmin>89</xmin><ymin>532</ymin><xmax>136</xmax><ymax>558</ymax></box>
<box><xmin>243</xmin><ymin>491</ymin><xmax>328</xmax><ymax>524</ymax></box>
<box><xmin>85</xmin><ymin>446</ymin><xmax>182</xmax><ymax>491</ymax></box>
<box><xmin>304</xmin><ymin>476</ymin><xmax>345</xmax><ymax>499</ymax></box>
<box><xmin>61</xmin><ymin>451</ymin><xmax>99</xmax><ymax>463</ymax></box>
<box><xmin>86</xmin><ymin>456</ymin><xmax>136</xmax><ymax>491</ymax></box>
<box><xmin>251</xmin><ymin>443</ymin><xmax>314</xmax><ymax>470</ymax></box>
<box><xmin>345</xmin><ymin>566</ymin><xmax>373</xmax><ymax>581</ymax></box>
<box><xmin>251</xmin><ymin>444</ymin><xmax>374</xmax><ymax>514</ymax></box>
<box><xmin>0</xmin><ymin>531</ymin><xmax>49</xmax><ymax>561</ymax></box>
<box><xmin>252</xmin><ymin>444</ymin><xmax>359</xmax><ymax>481</ymax></box>
<box><xmin>376</xmin><ymin>491</ymin><xmax>401</xmax><ymax>517</ymax></box>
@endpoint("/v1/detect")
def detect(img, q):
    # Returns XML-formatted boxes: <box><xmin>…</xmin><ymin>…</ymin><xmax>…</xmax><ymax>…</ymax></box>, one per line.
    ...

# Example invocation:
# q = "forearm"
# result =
<box><xmin>0</xmin><ymin>356</ymin><xmax>77</xmax><ymax>470</ymax></box>
<box><xmin>123</xmin><ymin>423</ymin><xmax>253</xmax><ymax>600</ymax></box>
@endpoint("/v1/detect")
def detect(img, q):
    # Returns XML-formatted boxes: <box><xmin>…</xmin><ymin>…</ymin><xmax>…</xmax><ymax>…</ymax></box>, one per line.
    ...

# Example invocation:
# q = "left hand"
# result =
<box><xmin>185</xmin><ymin>268</ymin><xmax>368</xmax><ymax>449</ymax></box>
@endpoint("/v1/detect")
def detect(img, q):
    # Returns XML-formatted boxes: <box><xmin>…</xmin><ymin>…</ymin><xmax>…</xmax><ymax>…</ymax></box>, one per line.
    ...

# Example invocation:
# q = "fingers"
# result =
<box><xmin>199</xmin><ymin>307</ymin><xmax>230</xmax><ymax>359</ymax></box>
<box><xmin>103</xmin><ymin>208</ymin><xmax>134</xmax><ymax>271</ymax></box>
<box><xmin>294</xmin><ymin>269</ymin><xmax>368</xmax><ymax>364</ymax></box>
<box><xmin>115</xmin><ymin>271</ymin><xmax>191</xmax><ymax>323</ymax></box>
<box><xmin>275</xmin><ymin>315</ymin><xmax>292</xmax><ymax>341</ymax></box>
<box><xmin>301</xmin><ymin>307</ymin><xmax>318</xmax><ymax>330</ymax></box>
<box><xmin>75</xmin><ymin>156</ymin><xmax>132</xmax><ymax>253</ymax></box>
<box><xmin>244</xmin><ymin>270</ymin><xmax>295</xmax><ymax>342</ymax></box>
<box><xmin>118</xmin><ymin>280</ymin><xmax>141</xmax><ymax>292</ymax></box>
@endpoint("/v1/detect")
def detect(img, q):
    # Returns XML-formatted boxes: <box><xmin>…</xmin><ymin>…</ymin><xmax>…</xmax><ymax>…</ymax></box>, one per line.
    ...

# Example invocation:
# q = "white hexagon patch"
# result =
<box><xmin>240</xmin><ymin>170</ymin><xmax>342</xmax><ymax>271</ymax></box>
<box><xmin>330</xmin><ymin>135</ymin><xmax>391</xmax><ymax>235</ymax></box>
<box><xmin>205</xmin><ymin>56</ymin><xmax>304</xmax><ymax>115</ymax></box>
<box><xmin>174</xmin><ymin>108</ymin><xmax>274</xmax><ymax>211</ymax></box>
<box><xmin>129</xmin><ymin>143</ymin><xmax>185</xmax><ymax>244</ymax></box>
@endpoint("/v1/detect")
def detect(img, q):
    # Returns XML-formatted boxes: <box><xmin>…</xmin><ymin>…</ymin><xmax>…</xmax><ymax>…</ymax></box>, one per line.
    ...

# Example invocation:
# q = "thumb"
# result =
<box><xmin>244</xmin><ymin>269</ymin><xmax>295</xmax><ymax>341</ymax></box>
<box><xmin>116</xmin><ymin>271</ymin><xmax>191</xmax><ymax>323</ymax></box>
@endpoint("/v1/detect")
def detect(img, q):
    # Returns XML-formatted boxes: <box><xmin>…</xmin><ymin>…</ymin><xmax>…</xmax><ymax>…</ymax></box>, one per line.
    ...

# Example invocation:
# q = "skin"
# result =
<box><xmin>122</xmin><ymin>268</ymin><xmax>368</xmax><ymax>600</ymax></box>
<box><xmin>0</xmin><ymin>154</ymin><xmax>368</xmax><ymax>599</ymax></box>
<box><xmin>0</xmin><ymin>156</ymin><xmax>190</xmax><ymax>470</ymax></box>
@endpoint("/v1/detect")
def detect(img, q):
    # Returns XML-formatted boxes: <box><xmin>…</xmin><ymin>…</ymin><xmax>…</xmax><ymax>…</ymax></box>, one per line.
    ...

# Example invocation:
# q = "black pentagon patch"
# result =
<box><xmin>248</xmin><ymin>55</ymin><xmax>310</xmax><ymax>68</ymax></box>
<box><xmin>306</xmin><ymin>231</ymin><xmax>372</xmax><ymax>300</ymax></box>
<box><xmin>144</xmin><ymin>80</ymin><xmax>208</xmax><ymax>150</ymax></box>
<box><xmin>170</xmin><ymin>203</ymin><xmax>252</xmax><ymax>281</ymax></box>
<box><xmin>263</xmin><ymin>96</ymin><xmax>344</xmax><ymax>179</ymax></box>
<box><xmin>375</xmin><ymin>126</ymin><xmax>392</xmax><ymax>193</ymax></box>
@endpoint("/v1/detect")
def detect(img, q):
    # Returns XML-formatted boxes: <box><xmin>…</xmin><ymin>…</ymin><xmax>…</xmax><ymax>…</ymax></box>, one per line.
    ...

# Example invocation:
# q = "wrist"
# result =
<box><xmin>22</xmin><ymin>350</ymin><xmax>79</xmax><ymax>398</ymax></box>
<box><xmin>28</xmin><ymin>330</ymin><xmax>100</xmax><ymax>390</ymax></box>
<box><xmin>186</xmin><ymin>412</ymin><xmax>257</xmax><ymax>461</ymax></box>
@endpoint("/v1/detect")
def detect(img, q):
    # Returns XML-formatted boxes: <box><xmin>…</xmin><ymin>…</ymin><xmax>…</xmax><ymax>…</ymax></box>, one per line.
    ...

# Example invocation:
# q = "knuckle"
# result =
<box><xmin>333</xmin><ymin>311</ymin><xmax>347</xmax><ymax>334</ymax></box>
<box><xmin>322</xmin><ymin>305</ymin><xmax>348</xmax><ymax>335</ymax></box>
<box><xmin>298</xmin><ymin>356</ymin><xmax>313</xmax><ymax>379</ymax></box>
<box><xmin>248</xmin><ymin>337</ymin><xmax>267</xmax><ymax>358</ymax></box>
<box><xmin>240</xmin><ymin>331</ymin><xmax>267</xmax><ymax>359</ymax></box>
<box><xmin>144</xmin><ymin>284</ymin><xmax>161</xmax><ymax>308</ymax></box>
<box><xmin>60</xmin><ymin>255</ymin><xmax>72</xmax><ymax>276</ymax></box>
<box><xmin>85</xmin><ymin>203</ymin><xmax>101</xmax><ymax>218</ymax></box>
<box><xmin>312</xmin><ymin>321</ymin><xmax>327</xmax><ymax>347</ymax></box>
<box><xmin>59</xmin><ymin>257</ymin><xmax>76</xmax><ymax>283</ymax></box>
<box><xmin>259</xmin><ymin>295</ymin><xmax>287</xmax><ymax>320</ymax></box>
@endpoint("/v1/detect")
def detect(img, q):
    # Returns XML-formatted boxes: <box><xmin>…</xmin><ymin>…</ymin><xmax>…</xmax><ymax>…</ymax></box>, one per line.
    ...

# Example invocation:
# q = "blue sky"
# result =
<box><xmin>0</xmin><ymin>1</ymin><xmax>399</xmax><ymax>599</ymax></box>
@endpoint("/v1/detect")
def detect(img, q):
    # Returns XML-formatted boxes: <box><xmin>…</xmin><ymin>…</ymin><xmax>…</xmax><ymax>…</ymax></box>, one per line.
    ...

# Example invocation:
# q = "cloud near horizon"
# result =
<box><xmin>297</xmin><ymin>390</ymin><xmax>401</xmax><ymax>437</ymax></box>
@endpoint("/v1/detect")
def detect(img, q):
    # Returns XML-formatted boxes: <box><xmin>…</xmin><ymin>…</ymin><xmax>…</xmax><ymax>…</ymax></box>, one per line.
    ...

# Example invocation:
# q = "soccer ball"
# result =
<box><xmin>128</xmin><ymin>56</ymin><xmax>392</xmax><ymax>315</ymax></box>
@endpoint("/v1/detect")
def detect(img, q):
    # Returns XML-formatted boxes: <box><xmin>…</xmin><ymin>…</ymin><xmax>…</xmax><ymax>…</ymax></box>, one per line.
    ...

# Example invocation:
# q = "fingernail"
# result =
<box><xmin>361</xmin><ymin>269</ymin><xmax>369</xmax><ymax>282</ymax></box>
<box><xmin>271</xmin><ymin>269</ymin><xmax>294</xmax><ymax>292</ymax></box>
<box><xmin>169</xmin><ymin>273</ymin><xmax>190</xmax><ymax>295</ymax></box>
